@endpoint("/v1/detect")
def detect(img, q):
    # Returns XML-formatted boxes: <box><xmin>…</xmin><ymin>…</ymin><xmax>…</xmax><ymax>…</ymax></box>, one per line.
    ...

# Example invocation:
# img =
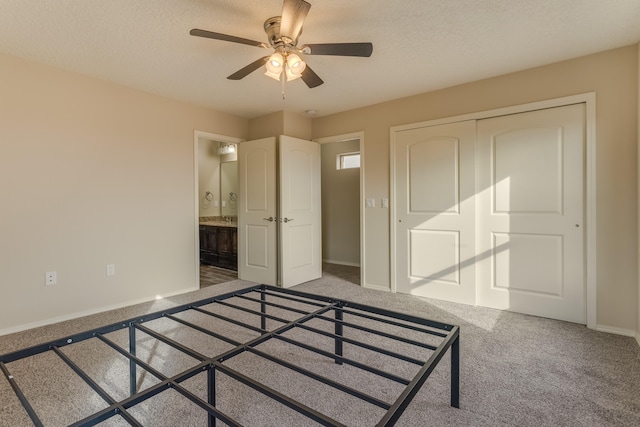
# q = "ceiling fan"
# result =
<box><xmin>190</xmin><ymin>0</ymin><xmax>373</xmax><ymax>88</ymax></box>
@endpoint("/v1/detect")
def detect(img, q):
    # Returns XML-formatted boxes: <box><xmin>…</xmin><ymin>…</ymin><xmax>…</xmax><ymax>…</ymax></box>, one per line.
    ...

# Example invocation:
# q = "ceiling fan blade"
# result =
<box><xmin>280</xmin><ymin>0</ymin><xmax>311</xmax><ymax>42</ymax></box>
<box><xmin>300</xmin><ymin>65</ymin><xmax>323</xmax><ymax>88</ymax></box>
<box><xmin>227</xmin><ymin>56</ymin><xmax>270</xmax><ymax>80</ymax></box>
<box><xmin>303</xmin><ymin>43</ymin><xmax>373</xmax><ymax>57</ymax></box>
<box><xmin>190</xmin><ymin>29</ymin><xmax>267</xmax><ymax>48</ymax></box>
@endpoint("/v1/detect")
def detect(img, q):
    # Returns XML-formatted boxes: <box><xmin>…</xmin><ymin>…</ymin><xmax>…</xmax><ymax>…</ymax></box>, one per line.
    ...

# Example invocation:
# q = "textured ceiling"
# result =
<box><xmin>0</xmin><ymin>0</ymin><xmax>639</xmax><ymax>119</ymax></box>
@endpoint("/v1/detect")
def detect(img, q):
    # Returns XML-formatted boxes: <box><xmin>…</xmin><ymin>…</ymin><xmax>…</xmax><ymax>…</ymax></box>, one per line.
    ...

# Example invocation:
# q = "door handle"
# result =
<box><xmin>282</xmin><ymin>218</ymin><xmax>294</xmax><ymax>223</ymax></box>
<box><xmin>263</xmin><ymin>216</ymin><xmax>275</xmax><ymax>222</ymax></box>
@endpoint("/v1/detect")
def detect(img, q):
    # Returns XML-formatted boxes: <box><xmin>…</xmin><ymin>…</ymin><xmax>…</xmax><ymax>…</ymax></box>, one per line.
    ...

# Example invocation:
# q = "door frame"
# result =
<box><xmin>390</xmin><ymin>92</ymin><xmax>597</xmax><ymax>329</ymax></box>
<box><xmin>193</xmin><ymin>130</ymin><xmax>244</xmax><ymax>289</ymax></box>
<box><xmin>314</xmin><ymin>131</ymin><xmax>366</xmax><ymax>288</ymax></box>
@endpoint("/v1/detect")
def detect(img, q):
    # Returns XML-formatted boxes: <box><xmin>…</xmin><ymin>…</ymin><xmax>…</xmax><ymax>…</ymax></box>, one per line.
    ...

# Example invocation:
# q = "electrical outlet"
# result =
<box><xmin>45</xmin><ymin>271</ymin><xmax>57</xmax><ymax>286</ymax></box>
<box><xmin>382</xmin><ymin>198</ymin><xmax>389</xmax><ymax>208</ymax></box>
<box><xmin>106</xmin><ymin>264</ymin><xmax>115</xmax><ymax>276</ymax></box>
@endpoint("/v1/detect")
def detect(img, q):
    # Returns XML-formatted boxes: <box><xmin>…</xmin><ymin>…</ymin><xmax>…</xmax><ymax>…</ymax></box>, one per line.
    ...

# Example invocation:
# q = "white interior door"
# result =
<box><xmin>279</xmin><ymin>135</ymin><xmax>322</xmax><ymax>288</ymax></box>
<box><xmin>394</xmin><ymin>121</ymin><xmax>476</xmax><ymax>305</ymax></box>
<box><xmin>238</xmin><ymin>137</ymin><xmax>277</xmax><ymax>286</ymax></box>
<box><xmin>476</xmin><ymin>104</ymin><xmax>585</xmax><ymax>323</ymax></box>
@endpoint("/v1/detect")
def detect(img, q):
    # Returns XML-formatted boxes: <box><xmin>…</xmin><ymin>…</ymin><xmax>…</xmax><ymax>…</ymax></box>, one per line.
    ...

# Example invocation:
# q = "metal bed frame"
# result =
<box><xmin>1</xmin><ymin>284</ymin><xmax>460</xmax><ymax>426</ymax></box>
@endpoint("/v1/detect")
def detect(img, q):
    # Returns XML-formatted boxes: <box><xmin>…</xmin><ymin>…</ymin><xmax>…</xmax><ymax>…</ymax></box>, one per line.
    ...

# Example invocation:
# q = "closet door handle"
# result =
<box><xmin>263</xmin><ymin>216</ymin><xmax>275</xmax><ymax>222</ymax></box>
<box><xmin>282</xmin><ymin>218</ymin><xmax>294</xmax><ymax>223</ymax></box>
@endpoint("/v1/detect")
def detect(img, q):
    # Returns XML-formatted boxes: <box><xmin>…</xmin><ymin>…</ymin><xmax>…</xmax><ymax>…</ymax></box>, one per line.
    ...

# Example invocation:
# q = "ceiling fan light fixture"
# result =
<box><xmin>191</xmin><ymin>0</ymin><xmax>372</xmax><ymax>89</ymax></box>
<box><xmin>285</xmin><ymin>53</ymin><xmax>306</xmax><ymax>81</ymax></box>
<box><xmin>264</xmin><ymin>68</ymin><xmax>282</xmax><ymax>80</ymax></box>
<box><xmin>265</xmin><ymin>52</ymin><xmax>284</xmax><ymax>78</ymax></box>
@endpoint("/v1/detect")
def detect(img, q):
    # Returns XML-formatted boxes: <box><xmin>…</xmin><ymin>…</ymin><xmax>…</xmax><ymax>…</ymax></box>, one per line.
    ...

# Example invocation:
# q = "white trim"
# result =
<box><xmin>390</xmin><ymin>127</ymin><xmax>397</xmax><ymax>294</ymax></box>
<box><xmin>323</xmin><ymin>259</ymin><xmax>361</xmax><ymax>267</ymax></box>
<box><xmin>584</xmin><ymin>94</ymin><xmax>597</xmax><ymax>330</ymax></box>
<box><xmin>636</xmin><ymin>332</ymin><xmax>640</xmax><ymax>348</ymax></box>
<box><xmin>363</xmin><ymin>283</ymin><xmax>391</xmax><ymax>292</ymax></box>
<box><xmin>314</xmin><ymin>132</ymin><xmax>366</xmax><ymax>288</ymax></box>
<box><xmin>595</xmin><ymin>324</ymin><xmax>637</xmax><ymax>338</ymax></box>
<box><xmin>193</xmin><ymin>131</ymin><xmax>244</xmax><ymax>290</ymax></box>
<box><xmin>390</xmin><ymin>93</ymin><xmax>595</xmax><ymax>131</ymax></box>
<box><xmin>390</xmin><ymin>93</ymin><xmax>597</xmax><ymax>329</ymax></box>
<box><xmin>0</xmin><ymin>287</ymin><xmax>195</xmax><ymax>337</ymax></box>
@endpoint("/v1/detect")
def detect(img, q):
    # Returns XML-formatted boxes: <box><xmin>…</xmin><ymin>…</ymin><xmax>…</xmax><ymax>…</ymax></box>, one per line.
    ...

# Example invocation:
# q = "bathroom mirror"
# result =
<box><xmin>220</xmin><ymin>161</ymin><xmax>238</xmax><ymax>217</ymax></box>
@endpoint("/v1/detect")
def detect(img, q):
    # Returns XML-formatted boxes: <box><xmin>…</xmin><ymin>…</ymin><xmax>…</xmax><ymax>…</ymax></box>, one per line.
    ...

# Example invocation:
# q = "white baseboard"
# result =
<box><xmin>0</xmin><ymin>286</ymin><xmax>196</xmax><ymax>337</ymax></box>
<box><xmin>363</xmin><ymin>283</ymin><xmax>391</xmax><ymax>292</ymax></box>
<box><xmin>636</xmin><ymin>332</ymin><xmax>640</xmax><ymax>348</ymax></box>
<box><xmin>595</xmin><ymin>324</ymin><xmax>637</xmax><ymax>338</ymax></box>
<box><xmin>323</xmin><ymin>259</ymin><xmax>361</xmax><ymax>267</ymax></box>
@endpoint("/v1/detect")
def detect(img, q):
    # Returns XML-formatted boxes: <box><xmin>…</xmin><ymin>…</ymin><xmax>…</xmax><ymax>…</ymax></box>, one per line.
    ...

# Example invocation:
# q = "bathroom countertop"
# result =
<box><xmin>200</xmin><ymin>221</ymin><xmax>237</xmax><ymax>228</ymax></box>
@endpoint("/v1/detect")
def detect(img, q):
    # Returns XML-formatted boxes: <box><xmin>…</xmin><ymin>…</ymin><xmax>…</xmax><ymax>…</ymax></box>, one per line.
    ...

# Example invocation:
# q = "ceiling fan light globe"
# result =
<box><xmin>264</xmin><ymin>69</ymin><xmax>282</xmax><ymax>80</ymax></box>
<box><xmin>285</xmin><ymin>68</ymin><xmax>302</xmax><ymax>81</ymax></box>
<box><xmin>287</xmin><ymin>54</ymin><xmax>305</xmax><ymax>72</ymax></box>
<box><xmin>285</xmin><ymin>54</ymin><xmax>306</xmax><ymax>81</ymax></box>
<box><xmin>265</xmin><ymin>52</ymin><xmax>284</xmax><ymax>74</ymax></box>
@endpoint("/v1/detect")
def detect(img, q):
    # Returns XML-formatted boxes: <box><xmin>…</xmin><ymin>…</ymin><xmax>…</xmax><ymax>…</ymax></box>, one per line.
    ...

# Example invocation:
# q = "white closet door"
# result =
<box><xmin>279</xmin><ymin>135</ymin><xmax>322</xmax><ymax>288</ymax></box>
<box><xmin>394</xmin><ymin>120</ymin><xmax>477</xmax><ymax>305</ymax></box>
<box><xmin>476</xmin><ymin>104</ymin><xmax>585</xmax><ymax>323</ymax></box>
<box><xmin>238</xmin><ymin>137</ymin><xmax>277</xmax><ymax>286</ymax></box>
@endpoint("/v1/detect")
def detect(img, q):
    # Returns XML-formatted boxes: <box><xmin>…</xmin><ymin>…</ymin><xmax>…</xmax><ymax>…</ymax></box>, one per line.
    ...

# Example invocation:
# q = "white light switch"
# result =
<box><xmin>222</xmin><ymin>200</ymin><xmax>226</xmax><ymax>207</ymax></box>
<box><xmin>214</xmin><ymin>200</ymin><xmax>219</xmax><ymax>207</ymax></box>
<box><xmin>106</xmin><ymin>264</ymin><xmax>115</xmax><ymax>276</ymax></box>
<box><xmin>382</xmin><ymin>198</ymin><xmax>389</xmax><ymax>208</ymax></box>
<box><xmin>365</xmin><ymin>198</ymin><xmax>376</xmax><ymax>208</ymax></box>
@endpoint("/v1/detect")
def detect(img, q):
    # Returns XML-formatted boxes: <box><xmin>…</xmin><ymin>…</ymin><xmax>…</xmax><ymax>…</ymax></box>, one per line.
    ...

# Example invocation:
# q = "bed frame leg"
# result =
<box><xmin>451</xmin><ymin>334</ymin><xmax>460</xmax><ymax>408</ymax></box>
<box><xmin>260</xmin><ymin>290</ymin><xmax>267</xmax><ymax>331</ymax></box>
<box><xmin>208</xmin><ymin>366</ymin><xmax>216</xmax><ymax>427</ymax></box>
<box><xmin>335</xmin><ymin>304</ymin><xmax>343</xmax><ymax>365</ymax></box>
<box><xmin>129</xmin><ymin>324</ymin><xmax>136</xmax><ymax>396</ymax></box>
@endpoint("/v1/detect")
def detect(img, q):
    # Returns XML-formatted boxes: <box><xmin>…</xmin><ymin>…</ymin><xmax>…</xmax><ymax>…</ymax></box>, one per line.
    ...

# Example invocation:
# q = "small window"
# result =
<box><xmin>337</xmin><ymin>152</ymin><xmax>360</xmax><ymax>170</ymax></box>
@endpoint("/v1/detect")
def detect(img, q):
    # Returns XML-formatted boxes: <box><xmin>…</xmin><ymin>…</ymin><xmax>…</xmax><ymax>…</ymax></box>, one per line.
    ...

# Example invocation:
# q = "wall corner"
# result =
<box><xmin>636</xmin><ymin>42</ymin><xmax>640</xmax><ymax>341</ymax></box>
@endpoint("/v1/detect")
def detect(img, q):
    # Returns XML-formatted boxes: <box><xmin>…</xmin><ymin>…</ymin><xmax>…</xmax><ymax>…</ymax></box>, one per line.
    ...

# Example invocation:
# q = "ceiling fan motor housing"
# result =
<box><xmin>264</xmin><ymin>16</ymin><xmax>300</xmax><ymax>51</ymax></box>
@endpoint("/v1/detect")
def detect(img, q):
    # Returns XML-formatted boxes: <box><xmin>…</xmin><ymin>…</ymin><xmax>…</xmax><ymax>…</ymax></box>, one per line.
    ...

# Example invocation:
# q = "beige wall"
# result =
<box><xmin>283</xmin><ymin>111</ymin><xmax>312</xmax><ymax>140</ymax></box>
<box><xmin>0</xmin><ymin>53</ymin><xmax>247</xmax><ymax>333</ymax></box>
<box><xmin>312</xmin><ymin>45</ymin><xmax>639</xmax><ymax>332</ymax></box>
<box><xmin>248</xmin><ymin>111</ymin><xmax>284</xmax><ymax>140</ymax></box>
<box><xmin>2</xmin><ymin>44</ymin><xmax>638</xmax><ymax>335</ymax></box>
<box><xmin>198</xmin><ymin>139</ymin><xmax>222</xmax><ymax>217</ymax></box>
<box><xmin>248</xmin><ymin>110</ymin><xmax>312</xmax><ymax>140</ymax></box>
<box><xmin>321</xmin><ymin>140</ymin><xmax>360</xmax><ymax>266</ymax></box>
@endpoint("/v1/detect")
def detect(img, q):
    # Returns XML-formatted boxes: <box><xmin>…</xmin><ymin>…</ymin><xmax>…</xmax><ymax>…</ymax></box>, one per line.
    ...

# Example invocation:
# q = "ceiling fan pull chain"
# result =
<box><xmin>281</xmin><ymin>73</ymin><xmax>286</xmax><ymax>100</ymax></box>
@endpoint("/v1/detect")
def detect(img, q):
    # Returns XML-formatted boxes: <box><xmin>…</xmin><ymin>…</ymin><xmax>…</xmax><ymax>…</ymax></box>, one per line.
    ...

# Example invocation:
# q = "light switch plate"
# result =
<box><xmin>365</xmin><ymin>198</ymin><xmax>375</xmax><ymax>208</ymax></box>
<box><xmin>382</xmin><ymin>198</ymin><xmax>389</xmax><ymax>208</ymax></box>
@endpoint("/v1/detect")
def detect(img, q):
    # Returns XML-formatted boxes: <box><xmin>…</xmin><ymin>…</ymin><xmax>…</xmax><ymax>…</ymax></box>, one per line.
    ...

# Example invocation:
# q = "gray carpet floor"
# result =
<box><xmin>1</xmin><ymin>273</ymin><xmax>639</xmax><ymax>426</ymax></box>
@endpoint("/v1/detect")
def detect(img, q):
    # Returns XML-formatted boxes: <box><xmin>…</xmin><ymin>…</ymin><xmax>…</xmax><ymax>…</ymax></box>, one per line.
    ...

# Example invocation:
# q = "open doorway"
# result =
<box><xmin>195</xmin><ymin>131</ymin><xmax>364</xmax><ymax>289</ymax></box>
<box><xmin>317</xmin><ymin>133</ymin><xmax>364</xmax><ymax>286</ymax></box>
<box><xmin>194</xmin><ymin>131</ymin><xmax>243</xmax><ymax>289</ymax></box>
